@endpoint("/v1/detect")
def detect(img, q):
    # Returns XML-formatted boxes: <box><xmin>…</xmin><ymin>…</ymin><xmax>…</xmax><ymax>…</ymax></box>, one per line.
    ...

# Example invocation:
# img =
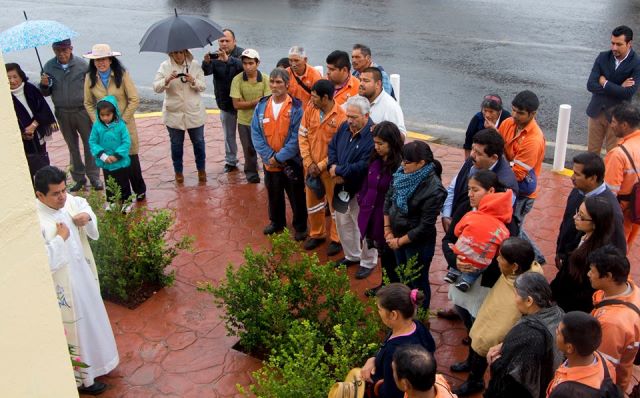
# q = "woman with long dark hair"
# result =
<box><xmin>6</xmin><ymin>62</ymin><xmax>56</xmax><ymax>181</ymax></box>
<box><xmin>550</xmin><ymin>195</ymin><xmax>614</xmax><ymax>313</ymax></box>
<box><xmin>83</xmin><ymin>44</ymin><xmax>146</xmax><ymax>200</ymax></box>
<box><xmin>384</xmin><ymin>140</ymin><xmax>446</xmax><ymax>309</ymax></box>
<box><xmin>358</xmin><ymin>121</ymin><xmax>403</xmax><ymax>295</ymax></box>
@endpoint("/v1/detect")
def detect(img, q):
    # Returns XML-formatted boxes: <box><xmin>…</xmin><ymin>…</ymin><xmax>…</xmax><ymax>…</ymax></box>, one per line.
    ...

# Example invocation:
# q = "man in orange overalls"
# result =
<box><xmin>287</xmin><ymin>46</ymin><xmax>322</xmax><ymax>105</ymax></box>
<box><xmin>299</xmin><ymin>79</ymin><xmax>347</xmax><ymax>256</ymax></box>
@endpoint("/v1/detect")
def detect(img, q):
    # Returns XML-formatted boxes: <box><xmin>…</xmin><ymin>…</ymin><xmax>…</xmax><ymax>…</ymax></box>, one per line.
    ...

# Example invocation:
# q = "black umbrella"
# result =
<box><xmin>139</xmin><ymin>8</ymin><xmax>224</xmax><ymax>53</ymax></box>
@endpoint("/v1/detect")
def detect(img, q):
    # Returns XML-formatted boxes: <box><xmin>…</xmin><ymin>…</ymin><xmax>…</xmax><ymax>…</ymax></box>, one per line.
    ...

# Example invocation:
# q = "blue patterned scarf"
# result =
<box><xmin>392</xmin><ymin>163</ymin><xmax>434</xmax><ymax>214</ymax></box>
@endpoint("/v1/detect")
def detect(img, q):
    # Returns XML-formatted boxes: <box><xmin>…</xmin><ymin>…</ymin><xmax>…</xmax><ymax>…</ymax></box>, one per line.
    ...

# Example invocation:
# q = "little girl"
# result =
<box><xmin>89</xmin><ymin>95</ymin><xmax>131</xmax><ymax>202</ymax></box>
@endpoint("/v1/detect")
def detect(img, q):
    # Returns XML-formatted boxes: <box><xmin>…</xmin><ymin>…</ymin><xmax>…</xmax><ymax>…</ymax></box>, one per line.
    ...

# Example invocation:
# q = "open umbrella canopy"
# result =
<box><xmin>139</xmin><ymin>10</ymin><xmax>224</xmax><ymax>54</ymax></box>
<box><xmin>0</xmin><ymin>19</ymin><xmax>76</xmax><ymax>53</ymax></box>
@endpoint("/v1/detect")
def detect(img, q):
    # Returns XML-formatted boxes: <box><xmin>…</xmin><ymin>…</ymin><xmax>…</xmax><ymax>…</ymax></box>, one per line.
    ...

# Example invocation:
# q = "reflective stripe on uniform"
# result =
<box><xmin>307</xmin><ymin>202</ymin><xmax>325</xmax><ymax>214</ymax></box>
<box><xmin>513</xmin><ymin>159</ymin><xmax>533</xmax><ymax>171</ymax></box>
<box><xmin>600</xmin><ymin>351</ymin><xmax>621</xmax><ymax>365</ymax></box>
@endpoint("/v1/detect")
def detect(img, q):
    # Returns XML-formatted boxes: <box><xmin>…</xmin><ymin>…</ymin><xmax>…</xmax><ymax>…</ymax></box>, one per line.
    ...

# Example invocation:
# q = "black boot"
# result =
<box><xmin>450</xmin><ymin>347</ymin><xmax>471</xmax><ymax>372</ymax></box>
<box><xmin>453</xmin><ymin>349</ymin><xmax>487</xmax><ymax>396</ymax></box>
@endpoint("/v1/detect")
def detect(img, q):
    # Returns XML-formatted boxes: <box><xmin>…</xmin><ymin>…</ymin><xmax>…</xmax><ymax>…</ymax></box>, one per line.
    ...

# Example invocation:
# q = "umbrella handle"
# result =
<box><xmin>34</xmin><ymin>47</ymin><xmax>44</xmax><ymax>73</ymax></box>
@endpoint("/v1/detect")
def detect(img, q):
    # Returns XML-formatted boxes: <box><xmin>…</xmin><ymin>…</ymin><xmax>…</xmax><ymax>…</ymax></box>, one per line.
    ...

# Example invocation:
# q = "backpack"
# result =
<box><xmin>616</xmin><ymin>144</ymin><xmax>640</xmax><ymax>224</ymax></box>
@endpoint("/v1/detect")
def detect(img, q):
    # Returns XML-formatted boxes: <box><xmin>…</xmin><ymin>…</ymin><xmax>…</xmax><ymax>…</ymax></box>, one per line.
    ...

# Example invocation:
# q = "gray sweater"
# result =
<box><xmin>39</xmin><ymin>54</ymin><xmax>88</xmax><ymax>109</ymax></box>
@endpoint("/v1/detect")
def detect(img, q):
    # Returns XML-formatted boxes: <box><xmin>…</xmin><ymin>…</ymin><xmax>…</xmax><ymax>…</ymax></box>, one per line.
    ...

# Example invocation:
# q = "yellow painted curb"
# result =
<box><xmin>134</xmin><ymin>109</ymin><xmax>220</xmax><ymax>119</ymax></box>
<box><xmin>553</xmin><ymin>168</ymin><xmax>574</xmax><ymax>177</ymax></box>
<box><xmin>407</xmin><ymin>131</ymin><xmax>433</xmax><ymax>141</ymax></box>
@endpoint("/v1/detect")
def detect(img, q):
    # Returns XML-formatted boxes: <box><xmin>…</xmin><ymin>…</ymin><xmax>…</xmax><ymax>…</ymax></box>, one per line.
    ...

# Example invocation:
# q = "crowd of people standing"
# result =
<box><xmin>9</xmin><ymin>19</ymin><xmax>640</xmax><ymax>398</ymax></box>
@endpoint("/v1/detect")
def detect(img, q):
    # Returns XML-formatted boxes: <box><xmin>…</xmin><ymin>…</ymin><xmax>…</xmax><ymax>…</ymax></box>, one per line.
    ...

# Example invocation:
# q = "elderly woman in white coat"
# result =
<box><xmin>153</xmin><ymin>49</ymin><xmax>207</xmax><ymax>183</ymax></box>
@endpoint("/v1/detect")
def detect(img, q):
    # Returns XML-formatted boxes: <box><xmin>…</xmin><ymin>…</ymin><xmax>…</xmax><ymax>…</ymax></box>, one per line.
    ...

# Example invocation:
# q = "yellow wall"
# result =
<box><xmin>0</xmin><ymin>53</ymin><xmax>78</xmax><ymax>396</ymax></box>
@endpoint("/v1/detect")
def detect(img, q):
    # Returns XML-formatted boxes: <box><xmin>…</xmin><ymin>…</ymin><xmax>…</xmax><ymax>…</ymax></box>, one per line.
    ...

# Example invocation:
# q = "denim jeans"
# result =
<box><xmin>394</xmin><ymin>241</ymin><xmax>435</xmax><ymax>309</ymax></box>
<box><xmin>514</xmin><ymin>196</ymin><xmax>546</xmax><ymax>264</ymax></box>
<box><xmin>167</xmin><ymin>125</ymin><xmax>206</xmax><ymax>173</ymax></box>
<box><xmin>220</xmin><ymin>110</ymin><xmax>238</xmax><ymax>166</ymax></box>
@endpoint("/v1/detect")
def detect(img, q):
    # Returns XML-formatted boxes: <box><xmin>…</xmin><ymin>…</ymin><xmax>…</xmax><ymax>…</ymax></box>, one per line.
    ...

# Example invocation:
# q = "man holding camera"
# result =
<box><xmin>202</xmin><ymin>29</ymin><xmax>245</xmax><ymax>173</ymax></box>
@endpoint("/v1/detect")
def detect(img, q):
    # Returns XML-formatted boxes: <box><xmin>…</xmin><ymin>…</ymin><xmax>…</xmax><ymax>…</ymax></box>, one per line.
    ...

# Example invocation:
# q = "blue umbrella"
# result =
<box><xmin>0</xmin><ymin>11</ymin><xmax>77</xmax><ymax>70</ymax></box>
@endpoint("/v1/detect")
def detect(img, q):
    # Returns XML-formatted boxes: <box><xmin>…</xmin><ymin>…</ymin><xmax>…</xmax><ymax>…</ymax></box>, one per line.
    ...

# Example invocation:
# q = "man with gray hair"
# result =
<box><xmin>251</xmin><ymin>68</ymin><xmax>308</xmax><ymax>241</ymax></box>
<box><xmin>39</xmin><ymin>39</ymin><xmax>102</xmax><ymax>191</ymax></box>
<box><xmin>328</xmin><ymin>95</ymin><xmax>376</xmax><ymax>279</ymax></box>
<box><xmin>287</xmin><ymin>45</ymin><xmax>322</xmax><ymax>104</ymax></box>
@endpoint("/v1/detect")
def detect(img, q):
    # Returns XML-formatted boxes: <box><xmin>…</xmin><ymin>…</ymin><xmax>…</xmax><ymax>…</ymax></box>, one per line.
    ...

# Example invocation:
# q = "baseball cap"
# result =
<box><xmin>241</xmin><ymin>48</ymin><xmax>260</xmax><ymax>61</ymax></box>
<box><xmin>52</xmin><ymin>39</ymin><xmax>72</xmax><ymax>48</ymax></box>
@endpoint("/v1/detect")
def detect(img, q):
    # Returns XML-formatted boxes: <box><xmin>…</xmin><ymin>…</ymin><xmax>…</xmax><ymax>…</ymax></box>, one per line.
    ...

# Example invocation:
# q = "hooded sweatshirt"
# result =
<box><xmin>88</xmin><ymin>95</ymin><xmax>131</xmax><ymax>171</ymax></box>
<box><xmin>452</xmin><ymin>189</ymin><xmax>513</xmax><ymax>269</ymax></box>
<box><xmin>152</xmin><ymin>50</ymin><xmax>207</xmax><ymax>130</ymax></box>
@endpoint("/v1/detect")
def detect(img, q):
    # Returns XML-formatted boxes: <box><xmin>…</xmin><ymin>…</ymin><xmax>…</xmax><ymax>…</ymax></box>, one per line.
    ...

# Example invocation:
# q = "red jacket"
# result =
<box><xmin>452</xmin><ymin>190</ymin><xmax>513</xmax><ymax>269</ymax></box>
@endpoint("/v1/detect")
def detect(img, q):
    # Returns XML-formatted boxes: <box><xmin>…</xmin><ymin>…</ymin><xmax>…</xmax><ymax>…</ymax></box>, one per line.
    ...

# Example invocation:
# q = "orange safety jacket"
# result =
<box><xmin>605</xmin><ymin>129</ymin><xmax>640</xmax><ymax>197</ymax></box>
<box><xmin>546</xmin><ymin>354</ymin><xmax>616</xmax><ymax>397</ymax></box>
<box><xmin>298</xmin><ymin>102</ymin><xmax>347</xmax><ymax>171</ymax></box>
<box><xmin>287</xmin><ymin>64</ymin><xmax>322</xmax><ymax>105</ymax></box>
<box><xmin>498</xmin><ymin>117</ymin><xmax>546</xmax><ymax>199</ymax></box>
<box><xmin>260</xmin><ymin>95</ymin><xmax>293</xmax><ymax>171</ymax></box>
<box><xmin>334</xmin><ymin>75</ymin><xmax>360</xmax><ymax>106</ymax></box>
<box><xmin>591</xmin><ymin>281</ymin><xmax>640</xmax><ymax>390</ymax></box>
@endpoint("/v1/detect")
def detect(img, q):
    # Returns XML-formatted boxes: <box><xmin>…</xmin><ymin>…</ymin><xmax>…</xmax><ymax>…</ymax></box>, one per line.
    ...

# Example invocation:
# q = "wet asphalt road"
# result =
<box><xmin>2</xmin><ymin>0</ymin><xmax>640</xmax><ymax>158</ymax></box>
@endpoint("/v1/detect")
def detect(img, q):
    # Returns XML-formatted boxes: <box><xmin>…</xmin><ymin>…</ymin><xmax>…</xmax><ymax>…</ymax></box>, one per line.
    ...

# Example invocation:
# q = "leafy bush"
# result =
<box><xmin>87</xmin><ymin>178</ymin><xmax>193</xmax><ymax>306</ymax></box>
<box><xmin>201</xmin><ymin>231</ymin><xmax>382</xmax><ymax>396</ymax></box>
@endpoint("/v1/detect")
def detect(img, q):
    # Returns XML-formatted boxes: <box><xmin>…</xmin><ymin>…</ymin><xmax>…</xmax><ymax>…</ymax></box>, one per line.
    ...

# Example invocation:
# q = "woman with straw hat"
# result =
<box><xmin>83</xmin><ymin>43</ymin><xmax>147</xmax><ymax>201</ymax></box>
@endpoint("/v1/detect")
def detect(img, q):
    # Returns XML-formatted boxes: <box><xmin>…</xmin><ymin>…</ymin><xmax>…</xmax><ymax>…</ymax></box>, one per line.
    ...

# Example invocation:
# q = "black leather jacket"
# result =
<box><xmin>201</xmin><ymin>45</ymin><xmax>244</xmax><ymax>112</ymax></box>
<box><xmin>384</xmin><ymin>169</ymin><xmax>446</xmax><ymax>244</ymax></box>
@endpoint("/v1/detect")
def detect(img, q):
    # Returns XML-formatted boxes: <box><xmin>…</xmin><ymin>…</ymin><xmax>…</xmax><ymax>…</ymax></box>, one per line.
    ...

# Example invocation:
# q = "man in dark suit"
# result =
<box><xmin>555</xmin><ymin>152</ymin><xmax>626</xmax><ymax>269</ymax></box>
<box><xmin>587</xmin><ymin>25</ymin><xmax>640</xmax><ymax>153</ymax></box>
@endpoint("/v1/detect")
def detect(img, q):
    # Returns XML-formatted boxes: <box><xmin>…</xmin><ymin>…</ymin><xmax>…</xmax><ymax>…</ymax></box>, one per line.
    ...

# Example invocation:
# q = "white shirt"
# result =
<box><xmin>615</xmin><ymin>49</ymin><xmax>631</xmax><ymax>70</ymax></box>
<box><xmin>369</xmin><ymin>90</ymin><xmax>407</xmax><ymax>137</ymax></box>
<box><xmin>11</xmin><ymin>83</ymin><xmax>33</xmax><ymax>118</ymax></box>
<box><xmin>272</xmin><ymin>99</ymin><xmax>284</xmax><ymax>120</ymax></box>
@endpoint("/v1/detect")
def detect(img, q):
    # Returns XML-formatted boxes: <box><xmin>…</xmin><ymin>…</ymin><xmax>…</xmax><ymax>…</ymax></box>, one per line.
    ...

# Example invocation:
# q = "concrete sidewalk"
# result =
<box><xmin>42</xmin><ymin>113</ymin><xmax>639</xmax><ymax>397</ymax></box>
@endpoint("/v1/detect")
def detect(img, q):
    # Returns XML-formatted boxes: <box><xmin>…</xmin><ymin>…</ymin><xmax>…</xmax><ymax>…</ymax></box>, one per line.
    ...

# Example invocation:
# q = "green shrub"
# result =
<box><xmin>201</xmin><ymin>231</ymin><xmax>382</xmax><ymax>397</ymax></box>
<box><xmin>87</xmin><ymin>177</ymin><xmax>193</xmax><ymax>306</ymax></box>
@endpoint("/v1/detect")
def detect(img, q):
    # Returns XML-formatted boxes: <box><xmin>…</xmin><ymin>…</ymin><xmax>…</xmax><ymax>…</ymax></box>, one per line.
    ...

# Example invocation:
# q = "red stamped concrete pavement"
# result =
<box><xmin>42</xmin><ymin>114</ymin><xmax>639</xmax><ymax>397</ymax></box>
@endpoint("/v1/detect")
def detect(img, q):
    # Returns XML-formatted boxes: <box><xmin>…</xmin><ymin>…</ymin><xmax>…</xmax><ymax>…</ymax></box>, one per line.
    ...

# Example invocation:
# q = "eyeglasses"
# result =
<box><xmin>573</xmin><ymin>210</ymin><xmax>593</xmax><ymax>222</ymax></box>
<box><xmin>401</xmin><ymin>160</ymin><xmax>415</xmax><ymax>165</ymax></box>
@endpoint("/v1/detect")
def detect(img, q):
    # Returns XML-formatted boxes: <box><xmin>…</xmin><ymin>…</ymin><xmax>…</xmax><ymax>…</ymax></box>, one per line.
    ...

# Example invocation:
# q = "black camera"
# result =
<box><xmin>208</xmin><ymin>52</ymin><xmax>220</xmax><ymax>59</ymax></box>
<box><xmin>176</xmin><ymin>73</ymin><xmax>187</xmax><ymax>77</ymax></box>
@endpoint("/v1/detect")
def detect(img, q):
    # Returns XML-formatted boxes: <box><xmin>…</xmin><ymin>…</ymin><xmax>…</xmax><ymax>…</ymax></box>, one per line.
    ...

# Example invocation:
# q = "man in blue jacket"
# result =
<box><xmin>587</xmin><ymin>25</ymin><xmax>640</xmax><ymax>153</ymax></box>
<box><xmin>251</xmin><ymin>68</ymin><xmax>307</xmax><ymax>242</ymax></box>
<box><xmin>328</xmin><ymin>95</ymin><xmax>375</xmax><ymax>279</ymax></box>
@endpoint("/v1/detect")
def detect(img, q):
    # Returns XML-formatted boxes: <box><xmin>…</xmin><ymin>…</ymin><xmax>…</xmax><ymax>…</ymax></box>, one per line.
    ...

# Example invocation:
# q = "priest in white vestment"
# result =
<box><xmin>34</xmin><ymin>166</ymin><xmax>118</xmax><ymax>395</ymax></box>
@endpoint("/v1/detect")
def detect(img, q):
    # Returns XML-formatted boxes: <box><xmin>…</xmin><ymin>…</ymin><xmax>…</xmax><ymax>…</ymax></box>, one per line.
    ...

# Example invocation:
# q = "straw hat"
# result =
<box><xmin>328</xmin><ymin>368</ymin><xmax>365</xmax><ymax>398</ymax></box>
<box><xmin>83</xmin><ymin>44</ymin><xmax>121</xmax><ymax>59</ymax></box>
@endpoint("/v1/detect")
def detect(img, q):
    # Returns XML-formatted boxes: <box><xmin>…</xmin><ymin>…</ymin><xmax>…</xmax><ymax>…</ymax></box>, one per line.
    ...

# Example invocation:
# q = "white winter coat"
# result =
<box><xmin>153</xmin><ymin>50</ymin><xmax>207</xmax><ymax>130</ymax></box>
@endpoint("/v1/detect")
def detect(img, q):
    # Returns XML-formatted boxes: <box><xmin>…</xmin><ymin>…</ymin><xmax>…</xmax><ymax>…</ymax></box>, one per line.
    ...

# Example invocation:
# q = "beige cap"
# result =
<box><xmin>83</xmin><ymin>44</ymin><xmax>121</xmax><ymax>59</ymax></box>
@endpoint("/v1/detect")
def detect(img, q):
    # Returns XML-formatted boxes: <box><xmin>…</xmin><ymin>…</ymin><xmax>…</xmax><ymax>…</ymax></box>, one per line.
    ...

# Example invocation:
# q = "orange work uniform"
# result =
<box><xmin>604</xmin><ymin>129</ymin><xmax>640</xmax><ymax>249</ymax></box>
<box><xmin>298</xmin><ymin>102</ymin><xmax>347</xmax><ymax>241</ymax></box>
<box><xmin>261</xmin><ymin>95</ymin><xmax>293</xmax><ymax>171</ymax></box>
<box><xmin>591</xmin><ymin>282</ymin><xmax>640</xmax><ymax>391</ymax></box>
<box><xmin>334</xmin><ymin>75</ymin><xmax>360</xmax><ymax>106</ymax></box>
<box><xmin>287</xmin><ymin>64</ymin><xmax>322</xmax><ymax>105</ymax></box>
<box><xmin>498</xmin><ymin>117</ymin><xmax>546</xmax><ymax>199</ymax></box>
<box><xmin>546</xmin><ymin>354</ymin><xmax>616</xmax><ymax>397</ymax></box>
